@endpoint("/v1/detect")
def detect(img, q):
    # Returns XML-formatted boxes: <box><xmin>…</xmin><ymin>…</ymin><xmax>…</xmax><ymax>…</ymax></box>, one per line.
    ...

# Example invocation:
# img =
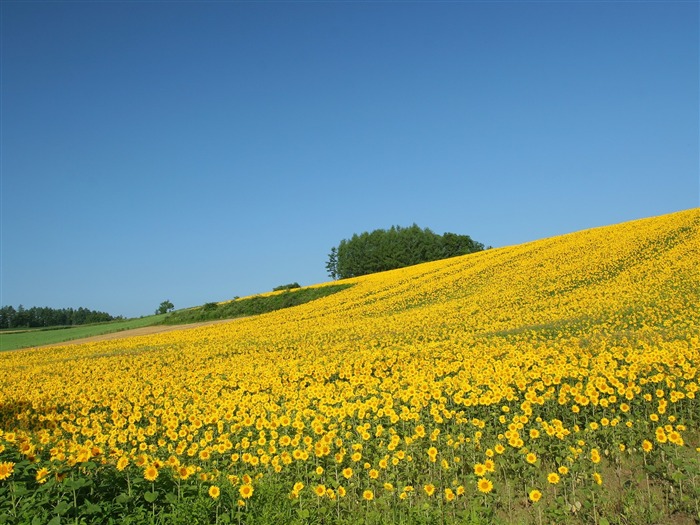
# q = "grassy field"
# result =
<box><xmin>159</xmin><ymin>283</ymin><xmax>354</xmax><ymax>325</ymax></box>
<box><xmin>0</xmin><ymin>315</ymin><xmax>167</xmax><ymax>352</ymax></box>
<box><xmin>0</xmin><ymin>284</ymin><xmax>353</xmax><ymax>352</ymax></box>
<box><xmin>0</xmin><ymin>208</ymin><xmax>698</xmax><ymax>524</ymax></box>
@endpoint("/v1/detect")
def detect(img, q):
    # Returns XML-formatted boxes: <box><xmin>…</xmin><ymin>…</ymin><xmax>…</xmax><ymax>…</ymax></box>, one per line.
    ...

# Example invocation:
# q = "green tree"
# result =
<box><xmin>273</xmin><ymin>283</ymin><xmax>301</xmax><ymax>291</ymax></box>
<box><xmin>329</xmin><ymin>225</ymin><xmax>484</xmax><ymax>279</ymax></box>
<box><xmin>325</xmin><ymin>247</ymin><xmax>339</xmax><ymax>280</ymax></box>
<box><xmin>156</xmin><ymin>300</ymin><xmax>175</xmax><ymax>315</ymax></box>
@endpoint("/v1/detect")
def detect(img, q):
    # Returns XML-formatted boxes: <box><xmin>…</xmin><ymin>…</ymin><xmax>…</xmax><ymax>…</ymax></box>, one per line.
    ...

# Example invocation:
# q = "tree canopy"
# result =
<box><xmin>327</xmin><ymin>224</ymin><xmax>484</xmax><ymax>280</ymax></box>
<box><xmin>156</xmin><ymin>300</ymin><xmax>175</xmax><ymax>315</ymax></box>
<box><xmin>0</xmin><ymin>305</ymin><xmax>120</xmax><ymax>329</ymax></box>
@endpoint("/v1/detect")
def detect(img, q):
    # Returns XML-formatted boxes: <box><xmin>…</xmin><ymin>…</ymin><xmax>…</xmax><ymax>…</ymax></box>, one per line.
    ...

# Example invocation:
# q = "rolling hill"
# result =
<box><xmin>0</xmin><ymin>208</ymin><xmax>698</xmax><ymax>524</ymax></box>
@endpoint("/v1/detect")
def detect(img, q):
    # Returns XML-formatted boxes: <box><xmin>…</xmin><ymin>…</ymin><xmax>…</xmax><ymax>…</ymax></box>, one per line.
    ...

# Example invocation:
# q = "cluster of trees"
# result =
<box><xmin>273</xmin><ymin>283</ymin><xmax>301</xmax><ymax>291</ymax></box>
<box><xmin>0</xmin><ymin>305</ymin><xmax>121</xmax><ymax>329</ymax></box>
<box><xmin>156</xmin><ymin>300</ymin><xmax>175</xmax><ymax>315</ymax></box>
<box><xmin>326</xmin><ymin>224</ymin><xmax>485</xmax><ymax>280</ymax></box>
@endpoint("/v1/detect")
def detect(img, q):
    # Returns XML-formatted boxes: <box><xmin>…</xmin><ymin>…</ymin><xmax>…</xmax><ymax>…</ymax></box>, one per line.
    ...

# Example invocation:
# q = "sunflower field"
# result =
<box><xmin>1</xmin><ymin>209</ymin><xmax>699</xmax><ymax>524</ymax></box>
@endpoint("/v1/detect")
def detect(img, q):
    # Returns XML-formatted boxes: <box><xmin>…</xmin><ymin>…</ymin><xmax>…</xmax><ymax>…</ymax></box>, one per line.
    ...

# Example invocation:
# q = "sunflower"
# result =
<box><xmin>116</xmin><ymin>456</ymin><xmax>129</xmax><ymax>471</ymax></box>
<box><xmin>474</xmin><ymin>463</ymin><xmax>487</xmax><ymax>476</ymax></box>
<box><xmin>362</xmin><ymin>489</ymin><xmax>374</xmax><ymax>501</ymax></box>
<box><xmin>655</xmin><ymin>429</ymin><xmax>668</xmax><ymax>444</ymax></box>
<box><xmin>427</xmin><ymin>446</ymin><xmax>438</xmax><ymax>462</ymax></box>
<box><xmin>143</xmin><ymin>465</ymin><xmax>159</xmax><ymax>482</ymax></box>
<box><xmin>477</xmin><ymin>478</ymin><xmax>493</xmax><ymax>494</ymax></box>
<box><xmin>547</xmin><ymin>473</ymin><xmax>560</xmax><ymax>484</ymax></box>
<box><xmin>35</xmin><ymin>467</ymin><xmax>50</xmax><ymax>484</ymax></box>
<box><xmin>424</xmin><ymin>484</ymin><xmax>436</xmax><ymax>497</ymax></box>
<box><xmin>444</xmin><ymin>488</ymin><xmax>455</xmax><ymax>502</ymax></box>
<box><xmin>239</xmin><ymin>484</ymin><xmax>254</xmax><ymax>499</ymax></box>
<box><xmin>668</xmin><ymin>431</ymin><xmax>684</xmax><ymax>446</ymax></box>
<box><xmin>525</xmin><ymin>452</ymin><xmax>537</xmax><ymax>464</ymax></box>
<box><xmin>314</xmin><ymin>484</ymin><xmax>326</xmax><ymax>497</ymax></box>
<box><xmin>529</xmin><ymin>489</ymin><xmax>542</xmax><ymax>503</ymax></box>
<box><xmin>208</xmin><ymin>485</ymin><xmax>220</xmax><ymax>499</ymax></box>
<box><xmin>642</xmin><ymin>440</ymin><xmax>653</xmax><ymax>453</ymax></box>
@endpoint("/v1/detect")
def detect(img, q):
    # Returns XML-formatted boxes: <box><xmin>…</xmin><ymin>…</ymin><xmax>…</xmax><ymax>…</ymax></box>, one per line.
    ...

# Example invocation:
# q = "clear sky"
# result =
<box><xmin>1</xmin><ymin>1</ymin><xmax>698</xmax><ymax>319</ymax></box>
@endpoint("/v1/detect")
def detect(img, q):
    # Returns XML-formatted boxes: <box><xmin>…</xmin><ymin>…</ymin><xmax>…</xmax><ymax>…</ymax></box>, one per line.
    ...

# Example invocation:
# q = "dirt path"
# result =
<box><xmin>40</xmin><ymin>319</ymin><xmax>238</xmax><ymax>348</ymax></box>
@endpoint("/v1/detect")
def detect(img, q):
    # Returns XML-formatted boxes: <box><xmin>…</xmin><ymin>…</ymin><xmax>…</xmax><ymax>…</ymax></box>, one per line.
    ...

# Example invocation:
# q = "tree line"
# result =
<box><xmin>326</xmin><ymin>224</ymin><xmax>485</xmax><ymax>280</ymax></box>
<box><xmin>0</xmin><ymin>305</ymin><xmax>121</xmax><ymax>329</ymax></box>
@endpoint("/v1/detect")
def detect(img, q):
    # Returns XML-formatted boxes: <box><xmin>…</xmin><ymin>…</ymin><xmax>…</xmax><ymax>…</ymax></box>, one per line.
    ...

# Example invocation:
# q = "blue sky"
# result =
<box><xmin>1</xmin><ymin>1</ymin><xmax>698</xmax><ymax>318</ymax></box>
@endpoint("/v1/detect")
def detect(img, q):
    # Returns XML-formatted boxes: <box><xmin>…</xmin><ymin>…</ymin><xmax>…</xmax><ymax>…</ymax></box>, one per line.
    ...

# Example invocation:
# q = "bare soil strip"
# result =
<box><xmin>38</xmin><ymin>319</ymin><xmax>238</xmax><ymax>348</ymax></box>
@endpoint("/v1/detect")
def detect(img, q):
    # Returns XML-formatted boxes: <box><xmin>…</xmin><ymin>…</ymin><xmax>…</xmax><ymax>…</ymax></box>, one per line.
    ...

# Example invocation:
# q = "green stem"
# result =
<box><xmin>592</xmin><ymin>490</ymin><xmax>598</xmax><ymax>525</ymax></box>
<box><xmin>72</xmin><ymin>475</ymin><xmax>78</xmax><ymax>525</ymax></box>
<box><xmin>10</xmin><ymin>481</ymin><xmax>18</xmax><ymax>518</ymax></box>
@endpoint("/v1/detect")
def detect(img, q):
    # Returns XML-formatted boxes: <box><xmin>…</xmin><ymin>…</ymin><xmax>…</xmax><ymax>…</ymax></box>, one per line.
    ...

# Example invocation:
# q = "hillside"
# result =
<box><xmin>0</xmin><ymin>208</ymin><xmax>698</xmax><ymax>524</ymax></box>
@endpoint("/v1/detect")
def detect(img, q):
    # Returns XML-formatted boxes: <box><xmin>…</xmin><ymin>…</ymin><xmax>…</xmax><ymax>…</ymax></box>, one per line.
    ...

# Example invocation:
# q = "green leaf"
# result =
<box><xmin>165</xmin><ymin>492</ymin><xmax>178</xmax><ymax>504</ymax></box>
<box><xmin>297</xmin><ymin>508</ymin><xmax>310</xmax><ymax>519</ymax></box>
<box><xmin>11</xmin><ymin>483</ymin><xmax>29</xmax><ymax>497</ymax></box>
<box><xmin>144</xmin><ymin>490</ymin><xmax>159</xmax><ymax>503</ymax></box>
<box><xmin>55</xmin><ymin>501</ymin><xmax>71</xmax><ymax>515</ymax></box>
<box><xmin>115</xmin><ymin>492</ymin><xmax>132</xmax><ymax>504</ymax></box>
<box><xmin>47</xmin><ymin>518</ymin><xmax>61</xmax><ymax>525</ymax></box>
<box><xmin>671</xmin><ymin>471</ymin><xmax>687</xmax><ymax>483</ymax></box>
<box><xmin>64</xmin><ymin>477</ymin><xmax>87</xmax><ymax>490</ymax></box>
<box><xmin>599</xmin><ymin>518</ymin><xmax>610</xmax><ymax>525</ymax></box>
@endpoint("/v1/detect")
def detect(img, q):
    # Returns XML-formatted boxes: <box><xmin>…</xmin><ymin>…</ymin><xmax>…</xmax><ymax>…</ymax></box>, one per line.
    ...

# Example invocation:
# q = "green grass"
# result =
<box><xmin>159</xmin><ymin>283</ymin><xmax>354</xmax><ymax>325</ymax></box>
<box><xmin>0</xmin><ymin>315</ymin><xmax>167</xmax><ymax>352</ymax></box>
<box><xmin>0</xmin><ymin>283</ymin><xmax>354</xmax><ymax>351</ymax></box>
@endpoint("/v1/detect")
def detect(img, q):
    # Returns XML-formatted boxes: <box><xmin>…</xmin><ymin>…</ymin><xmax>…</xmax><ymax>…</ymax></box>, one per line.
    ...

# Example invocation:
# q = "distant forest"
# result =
<box><xmin>327</xmin><ymin>224</ymin><xmax>485</xmax><ymax>280</ymax></box>
<box><xmin>0</xmin><ymin>305</ymin><xmax>121</xmax><ymax>329</ymax></box>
